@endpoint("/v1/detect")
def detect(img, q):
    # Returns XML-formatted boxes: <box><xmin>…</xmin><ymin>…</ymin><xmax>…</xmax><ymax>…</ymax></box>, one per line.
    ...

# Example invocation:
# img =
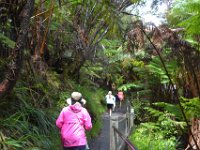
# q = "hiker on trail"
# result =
<box><xmin>66</xmin><ymin>92</ymin><xmax>87</xmax><ymax>106</ymax></box>
<box><xmin>65</xmin><ymin>92</ymin><xmax>90</xmax><ymax>149</ymax></box>
<box><xmin>56</xmin><ymin>92</ymin><xmax>92</xmax><ymax>150</ymax></box>
<box><xmin>117</xmin><ymin>90</ymin><xmax>124</xmax><ymax>108</ymax></box>
<box><xmin>105</xmin><ymin>91</ymin><xmax>116</xmax><ymax>116</ymax></box>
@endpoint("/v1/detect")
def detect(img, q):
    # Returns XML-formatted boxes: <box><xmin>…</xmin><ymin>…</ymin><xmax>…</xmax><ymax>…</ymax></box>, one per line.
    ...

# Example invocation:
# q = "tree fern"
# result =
<box><xmin>144</xmin><ymin>107</ymin><xmax>163</xmax><ymax>117</ymax></box>
<box><xmin>145</xmin><ymin>104</ymin><xmax>187</xmax><ymax>130</ymax></box>
<box><xmin>147</xmin><ymin>56</ymin><xmax>179</xmax><ymax>84</ymax></box>
<box><xmin>169</xmin><ymin>0</ymin><xmax>200</xmax><ymax>36</ymax></box>
<box><xmin>153</xmin><ymin>102</ymin><xmax>183</xmax><ymax>119</ymax></box>
<box><xmin>181</xmin><ymin>97</ymin><xmax>200</xmax><ymax>118</ymax></box>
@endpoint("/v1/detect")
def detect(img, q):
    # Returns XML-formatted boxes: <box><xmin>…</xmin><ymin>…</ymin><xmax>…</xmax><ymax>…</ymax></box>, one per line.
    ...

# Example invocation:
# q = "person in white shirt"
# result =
<box><xmin>105</xmin><ymin>91</ymin><xmax>116</xmax><ymax>116</ymax></box>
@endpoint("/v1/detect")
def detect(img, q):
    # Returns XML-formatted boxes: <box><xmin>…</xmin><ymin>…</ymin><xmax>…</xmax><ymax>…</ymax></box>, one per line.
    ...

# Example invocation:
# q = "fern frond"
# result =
<box><xmin>144</xmin><ymin>107</ymin><xmax>163</xmax><ymax>117</ymax></box>
<box><xmin>181</xmin><ymin>97</ymin><xmax>200</xmax><ymax>118</ymax></box>
<box><xmin>118</xmin><ymin>82</ymin><xmax>144</xmax><ymax>91</ymax></box>
<box><xmin>153</xmin><ymin>102</ymin><xmax>183</xmax><ymax>119</ymax></box>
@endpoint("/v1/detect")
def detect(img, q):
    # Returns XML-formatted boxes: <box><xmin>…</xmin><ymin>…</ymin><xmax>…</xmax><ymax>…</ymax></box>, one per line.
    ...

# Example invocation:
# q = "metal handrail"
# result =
<box><xmin>113</xmin><ymin>126</ymin><xmax>136</xmax><ymax>150</ymax></box>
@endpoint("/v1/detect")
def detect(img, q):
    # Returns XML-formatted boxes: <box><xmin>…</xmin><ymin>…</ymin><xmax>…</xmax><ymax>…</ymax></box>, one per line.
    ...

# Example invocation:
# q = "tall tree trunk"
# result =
<box><xmin>0</xmin><ymin>0</ymin><xmax>35</xmax><ymax>98</ymax></box>
<box><xmin>185</xmin><ymin>118</ymin><xmax>200</xmax><ymax>150</ymax></box>
<box><xmin>32</xmin><ymin>0</ymin><xmax>54</xmax><ymax>75</ymax></box>
<box><xmin>33</xmin><ymin>0</ymin><xmax>43</xmax><ymax>59</ymax></box>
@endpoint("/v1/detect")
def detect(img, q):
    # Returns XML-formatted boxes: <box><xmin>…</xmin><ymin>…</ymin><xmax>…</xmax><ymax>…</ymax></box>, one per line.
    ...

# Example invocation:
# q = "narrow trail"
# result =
<box><xmin>88</xmin><ymin>105</ymin><xmax>128</xmax><ymax>150</ymax></box>
<box><xmin>89</xmin><ymin>112</ymin><xmax>110</xmax><ymax>150</ymax></box>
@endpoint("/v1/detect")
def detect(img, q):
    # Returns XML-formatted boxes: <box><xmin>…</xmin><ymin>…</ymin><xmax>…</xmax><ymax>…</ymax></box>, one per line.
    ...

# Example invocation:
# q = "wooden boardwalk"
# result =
<box><xmin>88</xmin><ymin>103</ymin><xmax>132</xmax><ymax>150</ymax></box>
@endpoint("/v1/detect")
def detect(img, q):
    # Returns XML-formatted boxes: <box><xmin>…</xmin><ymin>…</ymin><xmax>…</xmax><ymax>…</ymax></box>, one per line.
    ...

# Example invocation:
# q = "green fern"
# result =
<box><xmin>144</xmin><ymin>107</ymin><xmax>163</xmax><ymax>117</ymax></box>
<box><xmin>181</xmin><ymin>97</ymin><xmax>200</xmax><ymax>118</ymax></box>
<box><xmin>118</xmin><ymin>82</ymin><xmax>144</xmax><ymax>91</ymax></box>
<box><xmin>153</xmin><ymin>102</ymin><xmax>183</xmax><ymax>119</ymax></box>
<box><xmin>169</xmin><ymin>0</ymin><xmax>200</xmax><ymax>36</ymax></box>
<box><xmin>129</xmin><ymin>122</ymin><xmax>176</xmax><ymax>150</ymax></box>
<box><xmin>147</xmin><ymin>56</ymin><xmax>179</xmax><ymax>84</ymax></box>
<box><xmin>144</xmin><ymin>104</ymin><xmax>187</xmax><ymax>130</ymax></box>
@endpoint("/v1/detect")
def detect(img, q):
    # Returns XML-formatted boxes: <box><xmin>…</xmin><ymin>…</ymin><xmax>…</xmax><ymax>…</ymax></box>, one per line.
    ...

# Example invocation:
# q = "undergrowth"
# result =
<box><xmin>0</xmin><ymin>71</ymin><xmax>106</xmax><ymax>150</ymax></box>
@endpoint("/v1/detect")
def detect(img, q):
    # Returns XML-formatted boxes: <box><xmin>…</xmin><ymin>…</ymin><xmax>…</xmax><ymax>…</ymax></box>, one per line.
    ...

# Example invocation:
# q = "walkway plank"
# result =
<box><xmin>88</xmin><ymin>102</ymin><xmax>133</xmax><ymax>150</ymax></box>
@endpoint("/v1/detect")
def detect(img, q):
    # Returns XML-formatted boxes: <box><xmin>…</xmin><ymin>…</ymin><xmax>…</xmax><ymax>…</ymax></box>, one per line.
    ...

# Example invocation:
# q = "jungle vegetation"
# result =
<box><xmin>0</xmin><ymin>0</ymin><xmax>199</xmax><ymax>150</ymax></box>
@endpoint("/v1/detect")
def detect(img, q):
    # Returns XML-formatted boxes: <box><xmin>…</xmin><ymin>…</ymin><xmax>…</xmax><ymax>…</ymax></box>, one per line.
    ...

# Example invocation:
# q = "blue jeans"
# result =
<box><xmin>63</xmin><ymin>145</ymin><xmax>86</xmax><ymax>150</ymax></box>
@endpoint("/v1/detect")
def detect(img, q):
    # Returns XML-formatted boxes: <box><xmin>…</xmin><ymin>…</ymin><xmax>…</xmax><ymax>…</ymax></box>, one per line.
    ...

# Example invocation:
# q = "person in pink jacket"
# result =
<box><xmin>56</xmin><ymin>92</ymin><xmax>92</xmax><ymax>150</ymax></box>
<box><xmin>117</xmin><ymin>91</ymin><xmax>124</xmax><ymax>108</ymax></box>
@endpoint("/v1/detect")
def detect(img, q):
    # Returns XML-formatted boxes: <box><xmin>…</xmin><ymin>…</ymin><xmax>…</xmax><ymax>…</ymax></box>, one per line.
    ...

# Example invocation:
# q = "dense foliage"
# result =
<box><xmin>0</xmin><ymin>0</ymin><xmax>200</xmax><ymax>150</ymax></box>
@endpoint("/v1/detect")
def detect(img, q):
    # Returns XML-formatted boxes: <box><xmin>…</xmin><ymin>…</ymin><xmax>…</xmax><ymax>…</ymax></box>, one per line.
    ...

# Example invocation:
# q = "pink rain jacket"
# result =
<box><xmin>117</xmin><ymin>91</ymin><xmax>124</xmax><ymax>101</ymax></box>
<box><xmin>56</xmin><ymin>103</ymin><xmax>92</xmax><ymax>147</ymax></box>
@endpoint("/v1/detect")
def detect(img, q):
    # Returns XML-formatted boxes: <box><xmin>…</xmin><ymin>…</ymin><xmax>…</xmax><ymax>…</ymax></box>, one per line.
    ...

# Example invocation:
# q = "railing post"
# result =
<box><xmin>110</xmin><ymin>119</ymin><xmax>118</xmax><ymax>150</ymax></box>
<box><xmin>130</xmin><ymin>108</ymin><xmax>134</xmax><ymax>129</ymax></box>
<box><xmin>110</xmin><ymin>119</ymin><xmax>113</xmax><ymax>150</ymax></box>
<box><xmin>109</xmin><ymin>100</ymin><xmax>135</xmax><ymax>150</ymax></box>
<box><xmin>127</xmin><ymin>100</ymin><xmax>135</xmax><ymax>131</ymax></box>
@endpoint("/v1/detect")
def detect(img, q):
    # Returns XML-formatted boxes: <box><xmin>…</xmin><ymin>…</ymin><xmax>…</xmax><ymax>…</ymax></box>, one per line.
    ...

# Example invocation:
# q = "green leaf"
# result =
<box><xmin>0</xmin><ymin>33</ymin><xmax>15</xmax><ymax>48</ymax></box>
<box><xmin>5</xmin><ymin>140</ymin><xmax>22</xmax><ymax>148</ymax></box>
<box><xmin>118</xmin><ymin>83</ymin><xmax>143</xmax><ymax>91</ymax></box>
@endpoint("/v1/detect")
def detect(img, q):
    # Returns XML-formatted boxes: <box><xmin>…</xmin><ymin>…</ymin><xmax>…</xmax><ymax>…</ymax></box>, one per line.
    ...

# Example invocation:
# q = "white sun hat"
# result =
<box><xmin>66</xmin><ymin>92</ymin><xmax>86</xmax><ymax>105</ymax></box>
